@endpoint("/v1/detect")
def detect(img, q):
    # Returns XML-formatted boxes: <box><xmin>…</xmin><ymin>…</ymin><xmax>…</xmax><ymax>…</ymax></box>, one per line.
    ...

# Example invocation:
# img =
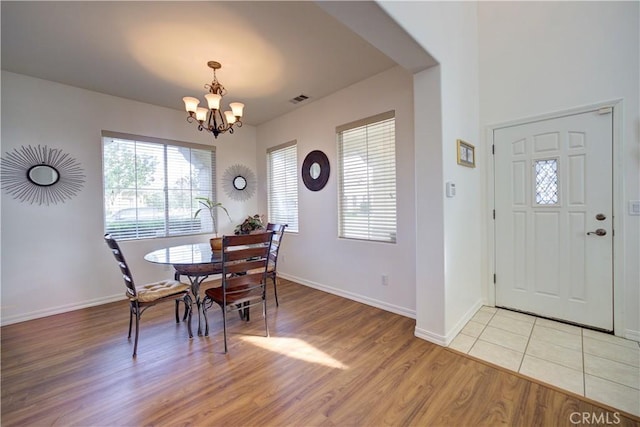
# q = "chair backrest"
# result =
<box><xmin>221</xmin><ymin>231</ymin><xmax>273</xmax><ymax>296</ymax></box>
<box><xmin>104</xmin><ymin>233</ymin><xmax>137</xmax><ymax>299</ymax></box>
<box><xmin>266</xmin><ymin>223</ymin><xmax>287</xmax><ymax>268</ymax></box>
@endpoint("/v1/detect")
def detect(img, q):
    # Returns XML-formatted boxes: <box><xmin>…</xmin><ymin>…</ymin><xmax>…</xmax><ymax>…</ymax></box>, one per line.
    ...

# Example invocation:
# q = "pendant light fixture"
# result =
<box><xmin>183</xmin><ymin>61</ymin><xmax>244</xmax><ymax>139</ymax></box>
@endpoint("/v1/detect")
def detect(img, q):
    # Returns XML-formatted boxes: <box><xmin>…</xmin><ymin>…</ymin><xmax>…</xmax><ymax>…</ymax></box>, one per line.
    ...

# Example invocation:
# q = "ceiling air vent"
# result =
<box><xmin>289</xmin><ymin>94</ymin><xmax>310</xmax><ymax>104</ymax></box>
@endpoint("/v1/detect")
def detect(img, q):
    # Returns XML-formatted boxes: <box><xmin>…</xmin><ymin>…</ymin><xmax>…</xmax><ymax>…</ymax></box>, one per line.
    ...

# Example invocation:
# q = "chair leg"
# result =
<box><xmin>222</xmin><ymin>303</ymin><xmax>228</xmax><ymax>353</ymax></box>
<box><xmin>132</xmin><ymin>304</ymin><xmax>140</xmax><ymax>358</ymax></box>
<box><xmin>175</xmin><ymin>300</ymin><xmax>180</xmax><ymax>323</ymax></box>
<box><xmin>202</xmin><ymin>297</ymin><xmax>210</xmax><ymax>337</ymax></box>
<box><xmin>263</xmin><ymin>297</ymin><xmax>269</xmax><ymax>337</ymax></box>
<box><xmin>272</xmin><ymin>274</ymin><xmax>279</xmax><ymax>306</ymax></box>
<box><xmin>128</xmin><ymin>305</ymin><xmax>133</xmax><ymax>339</ymax></box>
<box><xmin>236</xmin><ymin>304</ymin><xmax>245</xmax><ymax>320</ymax></box>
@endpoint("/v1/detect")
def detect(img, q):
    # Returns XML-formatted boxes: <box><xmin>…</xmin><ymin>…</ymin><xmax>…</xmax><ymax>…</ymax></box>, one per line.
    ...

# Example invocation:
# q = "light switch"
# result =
<box><xmin>630</xmin><ymin>200</ymin><xmax>640</xmax><ymax>216</ymax></box>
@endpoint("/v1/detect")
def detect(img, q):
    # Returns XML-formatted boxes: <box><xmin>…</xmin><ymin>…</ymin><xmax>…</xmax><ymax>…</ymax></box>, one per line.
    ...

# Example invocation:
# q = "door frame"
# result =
<box><xmin>485</xmin><ymin>99</ymin><xmax>625</xmax><ymax>336</ymax></box>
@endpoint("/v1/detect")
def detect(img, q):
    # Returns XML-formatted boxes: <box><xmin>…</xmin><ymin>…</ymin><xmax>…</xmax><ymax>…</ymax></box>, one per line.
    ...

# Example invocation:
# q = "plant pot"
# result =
<box><xmin>210</xmin><ymin>237</ymin><xmax>223</xmax><ymax>252</ymax></box>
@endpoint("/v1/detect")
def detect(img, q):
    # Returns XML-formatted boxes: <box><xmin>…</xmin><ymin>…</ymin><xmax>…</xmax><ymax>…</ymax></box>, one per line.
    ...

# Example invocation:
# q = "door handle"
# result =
<box><xmin>586</xmin><ymin>229</ymin><xmax>607</xmax><ymax>236</ymax></box>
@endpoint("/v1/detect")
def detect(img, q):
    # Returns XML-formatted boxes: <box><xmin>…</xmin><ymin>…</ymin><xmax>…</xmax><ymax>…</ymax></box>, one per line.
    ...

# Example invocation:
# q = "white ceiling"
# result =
<box><xmin>1</xmin><ymin>1</ymin><xmax>401</xmax><ymax>126</ymax></box>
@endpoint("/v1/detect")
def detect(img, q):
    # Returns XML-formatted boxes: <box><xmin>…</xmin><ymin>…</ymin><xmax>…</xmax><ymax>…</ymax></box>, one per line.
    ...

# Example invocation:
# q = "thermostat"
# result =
<box><xmin>446</xmin><ymin>182</ymin><xmax>456</xmax><ymax>198</ymax></box>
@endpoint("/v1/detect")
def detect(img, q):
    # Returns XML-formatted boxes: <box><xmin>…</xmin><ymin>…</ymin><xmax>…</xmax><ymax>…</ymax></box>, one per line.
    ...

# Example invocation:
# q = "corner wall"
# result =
<box><xmin>1</xmin><ymin>71</ymin><xmax>258</xmax><ymax>325</ymax></box>
<box><xmin>255</xmin><ymin>66</ymin><xmax>417</xmax><ymax>316</ymax></box>
<box><xmin>380</xmin><ymin>1</ymin><xmax>483</xmax><ymax>343</ymax></box>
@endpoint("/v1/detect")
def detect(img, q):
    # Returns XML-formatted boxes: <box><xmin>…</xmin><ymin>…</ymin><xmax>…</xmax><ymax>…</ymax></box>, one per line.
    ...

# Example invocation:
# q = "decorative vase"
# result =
<box><xmin>210</xmin><ymin>237</ymin><xmax>223</xmax><ymax>252</ymax></box>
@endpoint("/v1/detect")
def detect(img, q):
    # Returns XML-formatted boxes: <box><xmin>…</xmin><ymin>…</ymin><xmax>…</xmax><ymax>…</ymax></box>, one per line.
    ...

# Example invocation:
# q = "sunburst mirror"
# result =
<box><xmin>222</xmin><ymin>164</ymin><xmax>256</xmax><ymax>201</ymax></box>
<box><xmin>0</xmin><ymin>145</ymin><xmax>85</xmax><ymax>205</ymax></box>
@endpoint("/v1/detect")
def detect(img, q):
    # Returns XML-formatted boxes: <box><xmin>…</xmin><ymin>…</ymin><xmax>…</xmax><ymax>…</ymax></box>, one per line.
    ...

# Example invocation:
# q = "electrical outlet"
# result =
<box><xmin>381</xmin><ymin>274</ymin><xmax>389</xmax><ymax>286</ymax></box>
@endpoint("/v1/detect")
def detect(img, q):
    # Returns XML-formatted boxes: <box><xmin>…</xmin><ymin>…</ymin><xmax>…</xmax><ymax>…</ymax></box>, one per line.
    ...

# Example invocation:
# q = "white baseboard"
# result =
<box><xmin>415</xmin><ymin>298</ymin><xmax>485</xmax><ymax>347</ymax></box>
<box><xmin>279</xmin><ymin>273</ymin><xmax>416</xmax><ymax>319</ymax></box>
<box><xmin>624</xmin><ymin>329</ymin><xmax>640</xmax><ymax>343</ymax></box>
<box><xmin>414</xmin><ymin>327</ymin><xmax>448</xmax><ymax>346</ymax></box>
<box><xmin>445</xmin><ymin>299</ymin><xmax>486</xmax><ymax>345</ymax></box>
<box><xmin>1</xmin><ymin>294</ymin><xmax>124</xmax><ymax>326</ymax></box>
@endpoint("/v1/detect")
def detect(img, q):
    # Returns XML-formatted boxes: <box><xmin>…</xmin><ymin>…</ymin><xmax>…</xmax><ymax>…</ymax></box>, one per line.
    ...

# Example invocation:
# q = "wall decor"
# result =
<box><xmin>0</xmin><ymin>145</ymin><xmax>85</xmax><ymax>205</ymax></box>
<box><xmin>456</xmin><ymin>139</ymin><xmax>475</xmax><ymax>168</ymax></box>
<box><xmin>301</xmin><ymin>150</ymin><xmax>330</xmax><ymax>191</ymax></box>
<box><xmin>222</xmin><ymin>164</ymin><xmax>256</xmax><ymax>201</ymax></box>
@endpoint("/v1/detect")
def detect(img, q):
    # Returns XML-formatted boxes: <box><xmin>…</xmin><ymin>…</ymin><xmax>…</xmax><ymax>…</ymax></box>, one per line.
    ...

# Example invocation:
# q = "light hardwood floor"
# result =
<box><xmin>2</xmin><ymin>279</ymin><xmax>638</xmax><ymax>426</ymax></box>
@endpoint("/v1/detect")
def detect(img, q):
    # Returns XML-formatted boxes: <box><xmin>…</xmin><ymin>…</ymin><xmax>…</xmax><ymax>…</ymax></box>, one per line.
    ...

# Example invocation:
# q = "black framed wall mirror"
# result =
<box><xmin>0</xmin><ymin>145</ymin><xmax>85</xmax><ymax>205</ymax></box>
<box><xmin>301</xmin><ymin>150</ymin><xmax>330</xmax><ymax>191</ymax></box>
<box><xmin>233</xmin><ymin>175</ymin><xmax>247</xmax><ymax>191</ymax></box>
<box><xmin>28</xmin><ymin>164</ymin><xmax>60</xmax><ymax>186</ymax></box>
<box><xmin>222</xmin><ymin>164</ymin><xmax>256</xmax><ymax>201</ymax></box>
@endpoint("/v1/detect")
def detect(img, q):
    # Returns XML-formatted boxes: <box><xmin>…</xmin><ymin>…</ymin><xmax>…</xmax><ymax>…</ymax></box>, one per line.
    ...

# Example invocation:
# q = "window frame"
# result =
<box><xmin>336</xmin><ymin>111</ymin><xmax>397</xmax><ymax>243</ymax></box>
<box><xmin>101</xmin><ymin>130</ymin><xmax>217</xmax><ymax>241</ymax></box>
<box><xmin>267</xmin><ymin>140</ymin><xmax>299</xmax><ymax>233</ymax></box>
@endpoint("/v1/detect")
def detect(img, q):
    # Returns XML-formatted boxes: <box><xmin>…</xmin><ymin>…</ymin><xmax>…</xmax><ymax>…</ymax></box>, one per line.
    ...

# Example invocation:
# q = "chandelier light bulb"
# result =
<box><xmin>205</xmin><ymin>93</ymin><xmax>222</xmax><ymax>110</ymax></box>
<box><xmin>229</xmin><ymin>102</ymin><xmax>245</xmax><ymax>118</ymax></box>
<box><xmin>195</xmin><ymin>107</ymin><xmax>208</xmax><ymax>122</ymax></box>
<box><xmin>224</xmin><ymin>110</ymin><xmax>236</xmax><ymax>124</ymax></box>
<box><xmin>183</xmin><ymin>97</ymin><xmax>199</xmax><ymax>113</ymax></box>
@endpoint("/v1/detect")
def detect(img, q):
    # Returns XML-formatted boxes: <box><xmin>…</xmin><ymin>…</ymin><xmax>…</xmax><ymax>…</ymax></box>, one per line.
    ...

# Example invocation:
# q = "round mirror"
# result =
<box><xmin>27</xmin><ymin>164</ymin><xmax>60</xmax><ymax>187</ymax></box>
<box><xmin>301</xmin><ymin>150</ymin><xmax>330</xmax><ymax>191</ymax></box>
<box><xmin>310</xmin><ymin>162</ymin><xmax>321</xmax><ymax>180</ymax></box>
<box><xmin>233</xmin><ymin>175</ymin><xmax>247</xmax><ymax>190</ymax></box>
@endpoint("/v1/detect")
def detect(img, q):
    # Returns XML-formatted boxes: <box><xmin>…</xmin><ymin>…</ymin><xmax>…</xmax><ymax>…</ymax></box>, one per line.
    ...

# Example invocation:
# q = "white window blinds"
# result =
<box><xmin>267</xmin><ymin>141</ymin><xmax>298</xmax><ymax>232</ymax></box>
<box><xmin>102</xmin><ymin>131</ymin><xmax>216</xmax><ymax>240</ymax></box>
<box><xmin>337</xmin><ymin>111</ymin><xmax>396</xmax><ymax>243</ymax></box>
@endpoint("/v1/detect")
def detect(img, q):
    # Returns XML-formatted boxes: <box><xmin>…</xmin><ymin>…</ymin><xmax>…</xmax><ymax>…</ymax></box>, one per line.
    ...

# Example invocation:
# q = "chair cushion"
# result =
<box><xmin>130</xmin><ymin>280</ymin><xmax>190</xmax><ymax>302</ymax></box>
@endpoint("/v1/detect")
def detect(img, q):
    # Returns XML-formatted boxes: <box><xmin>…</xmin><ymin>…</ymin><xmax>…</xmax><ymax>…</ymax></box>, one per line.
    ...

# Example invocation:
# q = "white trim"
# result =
<box><xmin>624</xmin><ymin>329</ymin><xmax>640</xmax><ymax>343</ymax></box>
<box><xmin>414</xmin><ymin>327</ymin><xmax>448</xmax><ymax>346</ymax></box>
<box><xmin>486</xmin><ymin>99</ymin><xmax>626</xmax><ymax>337</ymax></box>
<box><xmin>486</xmin><ymin>124</ymin><xmax>496</xmax><ymax>307</ymax></box>
<box><xmin>278</xmin><ymin>272</ymin><xmax>416</xmax><ymax>319</ymax></box>
<box><xmin>1</xmin><ymin>294</ymin><xmax>125</xmax><ymax>326</ymax></box>
<box><xmin>416</xmin><ymin>299</ymin><xmax>485</xmax><ymax>347</ymax></box>
<box><xmin>445</xmin><ymin>298</ymin><xmax>485</xmax><ymax>345</ymax></box>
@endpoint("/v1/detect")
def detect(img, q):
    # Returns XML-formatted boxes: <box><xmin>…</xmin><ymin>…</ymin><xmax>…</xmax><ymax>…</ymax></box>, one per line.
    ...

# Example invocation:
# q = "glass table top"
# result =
<box><xmin>144</xmin><ymin>243</ymin><xmax>221</xmax><ymax>265</ymax></box>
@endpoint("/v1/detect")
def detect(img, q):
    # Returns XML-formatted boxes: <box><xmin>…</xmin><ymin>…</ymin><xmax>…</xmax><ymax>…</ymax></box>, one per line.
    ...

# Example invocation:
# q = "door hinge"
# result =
<box><xmin>598</xmin><ymin>107</ymin><xmax>613</xmax><ymax>115</ymax></box>
<box><xmin>492</xmin><ymin>144</ymin><xmax>495</xmax><ymax>155</ymax></box>
<box><xmin>493</xmin><ymin>274</ymin><xmax>496</xmax><ymax>284</ymax></box>
<box><xmin>493</xmin><ymin>209</ymin><xmax>496</xmax><ymax>220</ymax></box>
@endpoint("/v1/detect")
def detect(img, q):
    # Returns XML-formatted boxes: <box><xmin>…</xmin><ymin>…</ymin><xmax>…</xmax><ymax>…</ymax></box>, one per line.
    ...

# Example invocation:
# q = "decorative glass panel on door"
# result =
<box><xmin>535</xmin><ymin>159</ymin><xmax>558</xmax><ymax>205</ymax></box>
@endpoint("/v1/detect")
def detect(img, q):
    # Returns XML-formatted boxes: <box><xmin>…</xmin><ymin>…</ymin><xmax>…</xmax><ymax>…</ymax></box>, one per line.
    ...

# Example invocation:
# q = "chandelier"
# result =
<box><xmin>182</xmin><ymin>61</ymin><xmax>244</xmax><ymax>139</ymax></box>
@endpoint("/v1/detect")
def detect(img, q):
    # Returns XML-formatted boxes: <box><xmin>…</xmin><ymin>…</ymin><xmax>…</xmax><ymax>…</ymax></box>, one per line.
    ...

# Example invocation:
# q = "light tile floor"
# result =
<box><xmin>448</xmin><ymin>306</ymin><xmax>640</xmax><ymax>416</ymax></box>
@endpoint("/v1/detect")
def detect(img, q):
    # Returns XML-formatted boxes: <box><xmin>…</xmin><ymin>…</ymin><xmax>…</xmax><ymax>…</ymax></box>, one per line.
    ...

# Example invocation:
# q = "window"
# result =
<box><xmin>337</xmin><ymin>111</ymin><xmax>396</xmax><ymax>243</ymax></box>
<box><xmin>267</xmin><ymin>141</ymin><xmax>298</xmax><ymax>232</ymax></box>
<box><xmin>102</xmin><ymin>131</ymin><xmax>216</xmax><ymax>240</ymax></box>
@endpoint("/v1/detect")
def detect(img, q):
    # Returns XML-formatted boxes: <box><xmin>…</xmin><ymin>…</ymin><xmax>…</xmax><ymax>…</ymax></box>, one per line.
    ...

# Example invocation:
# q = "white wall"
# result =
<box><xmin>478</xmin><ymin>1</ymin><xmax>640</xmax><ymax>340</ymax></box>
<box><xmin>255</xmin><ymin>66</ymin><xmax>417</xmax><ymax>316</ymax></box>
<box><xmin>380</xmin><ymin>1</ymin><xmax>483</xmax><ymax>343</ymax></box>
<box><xmin>1</xmin><ymin>71</ymin><xmax>258</xmax><ymax>325</ymax></box>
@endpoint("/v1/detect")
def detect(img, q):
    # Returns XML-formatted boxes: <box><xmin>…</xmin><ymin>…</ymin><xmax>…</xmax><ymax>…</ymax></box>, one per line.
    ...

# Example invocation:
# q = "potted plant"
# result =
<box><xmin>194</xmin><ymin>196</ymin><xmax>231</xmax><ymax>251</ymax></box>
<box><xmin>234</xmin><ymin>214</ymin><xmax>265</xmax><ymax>235</ymax></box>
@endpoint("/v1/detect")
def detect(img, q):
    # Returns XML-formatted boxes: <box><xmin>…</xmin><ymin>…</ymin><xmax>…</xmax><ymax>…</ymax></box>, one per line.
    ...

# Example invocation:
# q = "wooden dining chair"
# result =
<box><xmin>202</xmin><ymin>231</ymin><xmax>273</xmax><ymax>353</ymax></box>
<box><xmin>104</xmin><ymin>233</ymin><xmax>193</xmax><ymax>357</ymax></box>
<box><xmin>265</xmin><ymin>223</ymin><xmax>288</xmax><ymax>306</ymax></box>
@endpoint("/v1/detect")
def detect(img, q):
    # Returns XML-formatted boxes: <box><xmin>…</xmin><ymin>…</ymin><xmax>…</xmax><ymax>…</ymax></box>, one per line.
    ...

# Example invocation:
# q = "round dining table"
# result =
<box><xmin>145</xmin><ymin>243</ymin><xmax>222</xmax><ymax>336</ymax></box>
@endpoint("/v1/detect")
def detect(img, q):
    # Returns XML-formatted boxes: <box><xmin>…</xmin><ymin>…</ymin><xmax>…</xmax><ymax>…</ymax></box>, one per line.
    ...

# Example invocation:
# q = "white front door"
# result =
<box><xmin>494</xmin><ymin>109</ymin><xmax>613</xmax><ymax>331</ymax></box>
